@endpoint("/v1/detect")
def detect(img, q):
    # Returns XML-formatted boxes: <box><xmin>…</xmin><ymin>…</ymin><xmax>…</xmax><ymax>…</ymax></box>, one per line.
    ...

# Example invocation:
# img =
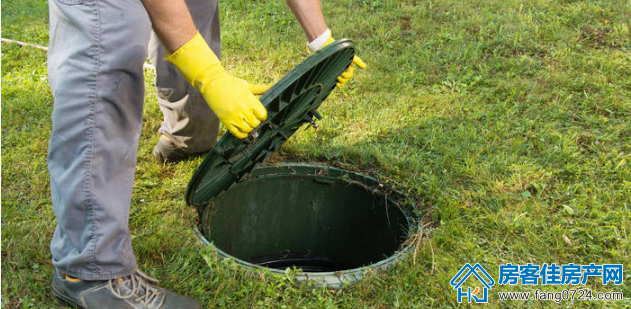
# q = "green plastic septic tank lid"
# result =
<box><xmin>186</xmin><ymin>39</ymin><xmax>355</xmax><ymax>207</ymax></box>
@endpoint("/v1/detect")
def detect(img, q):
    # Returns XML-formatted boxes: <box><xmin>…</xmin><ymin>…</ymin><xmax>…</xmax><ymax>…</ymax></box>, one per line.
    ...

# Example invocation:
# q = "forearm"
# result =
<box><xmin>285</xmin><ymin>0</ymin><xmax>328</xmax><ymax>41</ymax></box>
<box><xmin>140</xmin><ymin>0</ymin><xmax>197</xmax><ymax>53</ymax></box>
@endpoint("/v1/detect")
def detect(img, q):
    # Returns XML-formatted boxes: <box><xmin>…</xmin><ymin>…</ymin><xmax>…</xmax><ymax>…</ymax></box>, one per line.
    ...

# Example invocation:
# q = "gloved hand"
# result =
<box><xmin>244</xmin><ymin>80</ymin><xmax>273</xmax><ymax>95</ymax></box>
<box><xmin>167</xmin><ymin>32</ymin><xmax>267</xmax><ymax>139</ymax></box>
<box><xmin>307</xmin><ymin>29</ymin><xmax>367</xmax><ymax>88</ymax></box>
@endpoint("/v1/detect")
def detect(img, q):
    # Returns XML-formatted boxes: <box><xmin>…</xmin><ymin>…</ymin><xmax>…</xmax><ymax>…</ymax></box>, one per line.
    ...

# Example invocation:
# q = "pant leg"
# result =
<box><xmin>147</xmin><ymin>0</ymin><xmax>221</xmax><ymax>153</ymax></box>
<box><xmin>47</xmin><ymin>0</ymin><xmax>151</xmax><ymax>280</ymax></box>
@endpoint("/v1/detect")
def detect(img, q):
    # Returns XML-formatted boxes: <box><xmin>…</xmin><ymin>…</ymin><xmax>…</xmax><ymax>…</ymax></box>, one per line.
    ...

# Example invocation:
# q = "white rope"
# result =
<box><xmin>1</xmin><ymin>37</ymin><xmax>155</xmax><ymax>69</ymax></box>
<box><xmin>1</xmin><ymin>37</ymin><xmax>48</xmax><ymax>50</ymax></box>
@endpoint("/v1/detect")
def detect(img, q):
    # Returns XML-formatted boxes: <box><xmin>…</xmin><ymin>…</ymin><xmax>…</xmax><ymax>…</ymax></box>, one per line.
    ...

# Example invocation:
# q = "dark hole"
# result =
<box><xmin>249</xmin><ymin>252</ymin><xmax>356</xmax><ymax>272</ymax></box>
<box><xmin>201</xmin><ymin>169</ymin><xmax>410</xmax><ymax>273</ymax></box>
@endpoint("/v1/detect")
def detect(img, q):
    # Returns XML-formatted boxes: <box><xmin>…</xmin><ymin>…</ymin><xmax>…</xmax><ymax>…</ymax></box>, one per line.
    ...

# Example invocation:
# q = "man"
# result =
<box><xmin>47</xmin><ymin>0</ymin><xmax>365</xmax><ymax>307</ymax></box>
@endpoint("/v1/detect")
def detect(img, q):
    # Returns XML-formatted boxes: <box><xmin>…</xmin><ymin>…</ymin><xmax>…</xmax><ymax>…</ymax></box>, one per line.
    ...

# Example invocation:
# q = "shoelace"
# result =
<box><xmin>109</xmin><ymin>270</ymin><xmax>162</xmax><ymax>306</ymax></box>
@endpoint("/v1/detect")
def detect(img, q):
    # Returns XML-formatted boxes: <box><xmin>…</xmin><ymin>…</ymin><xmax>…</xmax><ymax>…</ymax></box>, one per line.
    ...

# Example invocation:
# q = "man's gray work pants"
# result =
<box><xmin>47</xmin><ymin>0</ymin><xmax>220</xmax><ymax>280</ymax></box>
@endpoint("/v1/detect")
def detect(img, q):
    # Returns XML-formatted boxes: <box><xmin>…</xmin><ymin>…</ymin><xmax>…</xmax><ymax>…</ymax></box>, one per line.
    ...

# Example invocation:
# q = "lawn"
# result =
<box><xmin>2</xmin><ymin>0</ymin><xmax>630</xmax><ymax>308</ymax></box>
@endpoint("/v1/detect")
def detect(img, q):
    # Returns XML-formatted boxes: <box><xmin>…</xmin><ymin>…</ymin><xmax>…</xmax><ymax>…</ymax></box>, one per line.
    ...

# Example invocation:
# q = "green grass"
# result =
<box><xmin>2</xmin><ymin>0</ymin><xmax>630</xmax><ymax>307</ymax></box>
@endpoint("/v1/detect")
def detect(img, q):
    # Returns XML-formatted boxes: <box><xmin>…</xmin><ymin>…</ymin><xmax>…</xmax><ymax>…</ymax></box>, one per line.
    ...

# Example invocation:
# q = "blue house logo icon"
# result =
<box><xmin>450</xmin><ymin>263</ymin><xmax>495</xmax><ymax>303</ymax></box>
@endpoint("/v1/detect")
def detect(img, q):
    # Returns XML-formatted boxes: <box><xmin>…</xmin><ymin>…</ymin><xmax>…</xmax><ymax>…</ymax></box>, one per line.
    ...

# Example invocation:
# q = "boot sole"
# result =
<box><xmin>51</xmin><ymin>286</ymin><xmax>84</xmax><ymax>308</ymax></box>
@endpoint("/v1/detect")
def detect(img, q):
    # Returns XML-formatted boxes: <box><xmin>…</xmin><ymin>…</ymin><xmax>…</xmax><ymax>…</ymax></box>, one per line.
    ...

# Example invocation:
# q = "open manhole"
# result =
<box><xmin>186</xmin><ymin>40</ymin><xmax>420</xmax><ymax>287</ymax></box>
<box><xmin>197</xmin><ymin>164</ymin><xmax>418</xmax><ymax>287</ymax></box>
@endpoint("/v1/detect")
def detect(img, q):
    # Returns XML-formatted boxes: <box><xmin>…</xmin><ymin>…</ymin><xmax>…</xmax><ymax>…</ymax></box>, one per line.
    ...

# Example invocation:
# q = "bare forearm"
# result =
<box><xmin>140</xmin><ymin>0</ymin><xmax>197</xmax><ymax>53</ymax></box>
<box><xmin>285</xmin><ymin>0</ymin><xmax>328</xmax><ymax>41</ymax></box>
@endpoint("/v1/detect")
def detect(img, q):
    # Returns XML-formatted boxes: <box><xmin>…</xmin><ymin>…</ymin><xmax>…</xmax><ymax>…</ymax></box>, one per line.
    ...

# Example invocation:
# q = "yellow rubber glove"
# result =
<box><xmin>321</xmin><ymin>37</ymin><xmax>367</xmax><ymax>88</ymax></box>
<box><xmin>167</xmin><ymin>32</ymin><xmax>267</xmax><ymax>139</ymax></box>
<box><xmin>308</xmin><ymin>30</ymin><xmax>367</xmax><ymax>88</ymax></box>
<box><xmin>244</xmin><ymin>80</ymin><xmax>273</xmax><ymax>95</ymax></box>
